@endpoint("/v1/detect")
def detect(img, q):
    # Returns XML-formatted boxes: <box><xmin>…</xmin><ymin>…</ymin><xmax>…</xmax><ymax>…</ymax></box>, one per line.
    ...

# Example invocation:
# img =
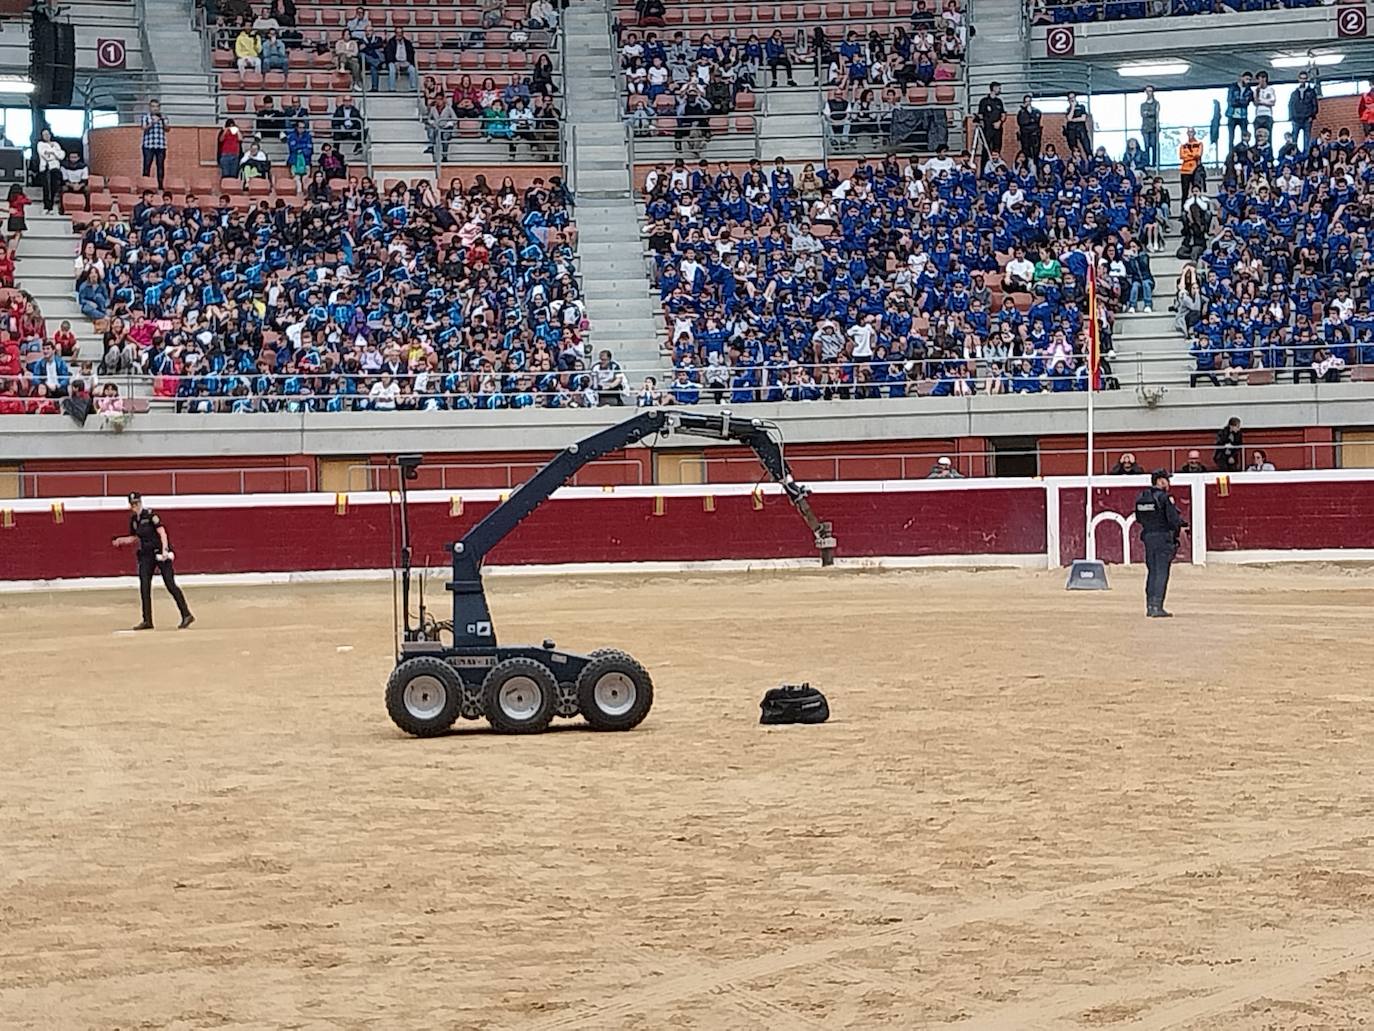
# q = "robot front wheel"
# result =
<box><xmin>575</xmin><ymin>650</ymin><xmax>654</xmax><ymax>731</ymax></box>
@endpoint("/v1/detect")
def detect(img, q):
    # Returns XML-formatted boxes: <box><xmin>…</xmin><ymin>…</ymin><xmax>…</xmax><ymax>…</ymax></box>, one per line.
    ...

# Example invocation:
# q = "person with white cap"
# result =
<box><xmin>926</xmin><ymin>456</ymin><xmax>964</xmax><ymax>478</ymax></box>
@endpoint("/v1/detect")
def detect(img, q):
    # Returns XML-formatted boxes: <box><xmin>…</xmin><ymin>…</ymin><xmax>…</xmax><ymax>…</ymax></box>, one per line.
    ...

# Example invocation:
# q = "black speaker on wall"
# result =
<box><xmin>30</xmin><ymin>12</ymin><xmax>76</xmax><ymax>108</ymax></box>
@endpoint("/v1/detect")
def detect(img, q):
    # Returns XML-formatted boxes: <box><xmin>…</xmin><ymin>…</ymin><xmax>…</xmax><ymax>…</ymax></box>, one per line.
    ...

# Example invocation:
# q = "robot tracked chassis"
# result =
<box><xmin>383</xmin><ymin>409</ymin><xmax>838</xmax><ymax>737</ymax></box>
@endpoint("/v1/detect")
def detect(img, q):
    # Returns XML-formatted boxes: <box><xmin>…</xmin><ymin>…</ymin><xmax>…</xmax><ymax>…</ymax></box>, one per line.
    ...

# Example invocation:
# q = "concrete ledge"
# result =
<box><xmin>3</xmin><ymin>383</ymin><xmax>1373</xmax><ymax>459</ymax></box>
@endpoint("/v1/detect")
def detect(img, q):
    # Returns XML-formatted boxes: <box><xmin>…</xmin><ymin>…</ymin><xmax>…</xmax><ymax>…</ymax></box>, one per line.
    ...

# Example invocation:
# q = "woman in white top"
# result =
<box><xmin>35</xmin><ymin>128</ymin><xmax>65</xmax><ymax>213</ymax></box>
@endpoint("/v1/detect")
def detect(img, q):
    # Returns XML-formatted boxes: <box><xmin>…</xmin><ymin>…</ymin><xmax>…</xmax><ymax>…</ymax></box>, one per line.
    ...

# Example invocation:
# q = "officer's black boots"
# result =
<box><xmin>132</xmin><ymin>621</ymin><xmax>154</xmax><ymax>631</ymax></box>
<box><xmin>178</xmin><ymin>614</ymin><xmax>196</xmax><ymax>630</ymax></box>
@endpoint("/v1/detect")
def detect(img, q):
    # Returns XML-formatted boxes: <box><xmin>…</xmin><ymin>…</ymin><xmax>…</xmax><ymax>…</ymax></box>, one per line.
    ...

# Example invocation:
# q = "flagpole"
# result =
<box><xmin>1085</xmin><ymin>260</ymin><xmax>1098</xmax><ymax>563</ymax></box>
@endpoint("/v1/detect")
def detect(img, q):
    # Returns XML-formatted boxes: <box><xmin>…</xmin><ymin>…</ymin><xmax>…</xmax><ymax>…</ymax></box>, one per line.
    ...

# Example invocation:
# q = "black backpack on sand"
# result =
<box><xmin>759</xmin><ymin>683</ymin><xmax>830</xmax><ymax>725</ymax></box>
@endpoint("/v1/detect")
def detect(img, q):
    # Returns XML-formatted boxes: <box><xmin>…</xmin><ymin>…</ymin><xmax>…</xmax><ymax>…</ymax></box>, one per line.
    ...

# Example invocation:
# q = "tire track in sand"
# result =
<box><xmin>520</xmin><ymin>828</ymin><xmax>1373</xmax><ymax>1031</ymax></box>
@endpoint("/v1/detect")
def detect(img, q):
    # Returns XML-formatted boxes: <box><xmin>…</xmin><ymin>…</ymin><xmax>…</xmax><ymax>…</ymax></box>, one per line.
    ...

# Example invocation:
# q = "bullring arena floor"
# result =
<box><xmin>3</xmin><ymin>566</ymin><xmax>1374</xmax><ymax>1030</ymax></box>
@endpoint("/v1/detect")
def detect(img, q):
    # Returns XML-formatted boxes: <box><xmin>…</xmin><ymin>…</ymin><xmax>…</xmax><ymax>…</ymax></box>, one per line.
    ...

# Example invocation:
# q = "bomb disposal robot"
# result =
<box><xmin>385</xmin><ymin>409</ymin><xmax>837</xmax><ymax>736</ymax></box>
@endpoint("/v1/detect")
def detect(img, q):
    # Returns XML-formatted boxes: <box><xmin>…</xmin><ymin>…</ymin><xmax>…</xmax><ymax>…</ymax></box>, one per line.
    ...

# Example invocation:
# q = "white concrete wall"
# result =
<box><xmin>2</xmin><ymin>383</ymin><xmax>1372</xmax><ymax>460</ymax></box>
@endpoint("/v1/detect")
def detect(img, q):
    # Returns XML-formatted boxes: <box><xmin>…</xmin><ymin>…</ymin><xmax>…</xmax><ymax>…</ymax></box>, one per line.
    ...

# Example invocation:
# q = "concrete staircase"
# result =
<box><xmin>363</xmin><ymin>92</ymin><xmax>433</xmax><ymax>181</ymax></box>
<box><xmin>759</xmin><ymin>88</ymin><xmax>823</xmax><ymax>155</ymax></box>
<box><xmin>1111</xmin><ymin>174</ymin><xmax>1192</xmax><ymax>392</ymax></box>
<box><xmin>142</xmin><ymin>0</ymin><xmax>218</xmax><ymax>124</ymax></box>
<box><xmin>17</xmin><ymin>210</ymin><xmax>100</xmax><ymax>361</ymax></box>
<box><xmin>563</xmin><ymin>0</ymin><xmax>661</xmax><ymax>376</ymax></box>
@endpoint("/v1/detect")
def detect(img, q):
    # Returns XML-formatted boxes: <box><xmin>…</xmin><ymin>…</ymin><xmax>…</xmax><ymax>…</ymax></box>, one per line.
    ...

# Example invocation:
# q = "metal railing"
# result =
<box><xmin>5</xmin><ymin>440</ymin><xmax>1357</xmax><ymax>501</ymax></box>
<box><xmin>6</xmin><ymin>349</ymin><xmax>1368</xmax><ymax>411</ymax></box>
<box><xmin>1026</xmin><ymin>0</ymin><xmax>1332</xmax><ymax>25</ymax></box>
<box><xmin>11</xmin><ymin>464</ymin><xmax>315</xmax><ymax>497</ymax></box>
<box><xmin>345</xmin><ymin>459</ymin><xmax>646</xmax><ymax>491</ymax></box>
<box><xmin>681</xmin><ymin>437</ymin><xmax>1358</xmax><ymax>480</ymax></box>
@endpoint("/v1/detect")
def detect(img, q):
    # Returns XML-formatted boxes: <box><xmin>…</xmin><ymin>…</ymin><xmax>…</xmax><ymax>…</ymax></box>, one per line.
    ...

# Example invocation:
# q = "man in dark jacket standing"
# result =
<box><xmin>1016</xmin><ymin>94</ymin><xmax>1042</xmax><ymax>162</ymax></box>
<box><xmin>1224</xmin><ymin>71</ymin><xmax>1253</xmax><ymax>154</ymax></box>
<box><xmin>1288</xmin><ymin>70</ymin><xmax>1319</xmax><ymax>153</ymax></box>
<box><xmin>1136</xmin><ymin>470</ymin><xmax>1186</xmax><ymax>618</ymax></box>
<box><xmin>977</xmin><ymin>82</ymin><xmax>1005</xmax><ymax>164</ymax></box>
<box><xmin>111</xmin><ymin>492</ymin><xmax>194</xmax><ymax>631</ymax></box>
<box><xmin>1213</xmin><ymin>416</ymin><xmax>1243</xmax><ymax>472</ymax></box>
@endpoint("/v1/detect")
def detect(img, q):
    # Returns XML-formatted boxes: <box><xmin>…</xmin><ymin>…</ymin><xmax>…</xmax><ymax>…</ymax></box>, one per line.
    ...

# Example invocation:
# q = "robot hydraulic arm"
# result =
<box><xmin>666</xmin><ymin>411</ymin><xmax>837</xmax><ymax>565</ymax></box>
<box><xmin>406</xmin><ymin>409</ymin><xmax>836</xmax><ymax>650</ymax></box>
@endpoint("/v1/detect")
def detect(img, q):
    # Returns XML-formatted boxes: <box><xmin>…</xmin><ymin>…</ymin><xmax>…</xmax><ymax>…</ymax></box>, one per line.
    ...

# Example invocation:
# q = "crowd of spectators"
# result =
<box><xmin>6</xmin><ymin>172</ymin><xmax>600</xmax><ymax>414</ymax></box>
<box><xmin>421</xmin><ymin>63</ymin><xmax>562</xmax><ymax>160</ymax></box>
<box><xmin>635</xmin><ymin>142</ymin><xmax>1171</xmax><ymax>404</ymax></box>
<box><xmin>1178</xmin><ymin>113</ymin><xmax>1374</xmax><ymax>387</ymax></box>
<box><xmin>1030</xmin><ymin>0</ymin><xmax>1327</xmax><ymax>23</ymax></box>
<box><xmin>620</xmin><ymin>11</ymin><xmax>966</xmax><ymax>143</ymax></box>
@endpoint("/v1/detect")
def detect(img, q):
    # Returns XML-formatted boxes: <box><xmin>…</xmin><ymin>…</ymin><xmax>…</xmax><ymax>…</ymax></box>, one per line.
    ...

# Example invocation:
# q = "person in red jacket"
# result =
<box><xmin>1361</xmin><ymin>83</ymin><xmax>1374</xmax><ymax>139</ymax></box>
<box><xmin>0</xmin><ymin>242</ymin><xmax>14</xmax><ymax>288</ymax></box>
<box><xmin>0</xmin><ymin>378</ymin><xmax>26</xmax><ymax>413</ymax></box>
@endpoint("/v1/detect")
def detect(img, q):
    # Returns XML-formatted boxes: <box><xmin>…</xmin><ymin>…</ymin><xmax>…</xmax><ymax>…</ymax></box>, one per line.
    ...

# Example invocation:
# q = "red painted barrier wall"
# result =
<box><xmin>1207</xmin><ymin>479</ymin><xmax>1374</xmax><ymax>552</ymax></box>
<box><xmin>1058</xmin><ymin>485</ymin><xmax>1195</xmax><ymax>566</ymax></box>
<box><xmin>0</xmin><ymin>485</ymin><xmax>1047</xmax><ymax>582</ymax></box>
<box><xmin>4</xmin><ymin>475</ymin><xmax>1373</xmax><ymax>584</ymax></box>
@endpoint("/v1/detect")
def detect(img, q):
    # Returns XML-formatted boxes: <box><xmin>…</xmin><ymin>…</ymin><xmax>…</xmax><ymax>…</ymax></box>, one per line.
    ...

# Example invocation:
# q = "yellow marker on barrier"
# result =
<box><xmin>450</xmin><ymin>495</ymin><xmax>464</xmax><ymax>517</ymax></box>
<box><xmin>1</xmin><ymin>508</ymin><xmax>13</xmax><ymax>529</ymax></box>
<box><xmin>499</xmin><ymin>492</ymin><xmax>510</xmax><ymax>503</ymax></box>
<box><xmin>335</xmin><ymin>493</ymin><xmax>349</xmax><ymax>516</ymax></box>
<box><xmin>1217</xmin><ymin>475</ymin><xmax>1230</xmax><ymax>498</ymax></box>
<box><xmin>51</xmin><ymin>502</ymin><xmax>64</xmax><ymax>524</ymax></box>
<box><xmin>703</xmin><ymin>495</ymin><xmax>716</xmax><ymax>513</ymax></box>
<box><xmin>752</xmin><ymin>488</ymin><xmax>764</xmax><ymax>511</ymax></box>
<box><xmin>653</xmin><ymin>495</ymin><xmax>666</xmax><ymax>517</ymax></box>
<box><xmin>602</xmin><ymin>484</ymin><xmax>615</xmax><ymax>493</ymax></box>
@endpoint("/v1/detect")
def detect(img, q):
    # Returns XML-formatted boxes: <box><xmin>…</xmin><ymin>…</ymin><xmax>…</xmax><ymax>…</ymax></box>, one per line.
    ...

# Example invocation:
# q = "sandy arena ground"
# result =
<box><xmin>3</xmin><ymin>565</ymin><xmax>1374</xmax><ymax>1030</ymax></box>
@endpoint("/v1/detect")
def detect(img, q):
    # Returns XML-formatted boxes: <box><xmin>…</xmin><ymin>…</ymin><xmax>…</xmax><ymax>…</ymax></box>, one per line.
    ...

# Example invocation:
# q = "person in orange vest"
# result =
<box><xmin>1359</xmin><ymin>83</ymin><xmax>1374</xmax><ymax>140</ymax></box>
<box><xmin>1178</xmin><ymin>127</ymin><xmax>1205</xmax><ymax>193</ymax></box>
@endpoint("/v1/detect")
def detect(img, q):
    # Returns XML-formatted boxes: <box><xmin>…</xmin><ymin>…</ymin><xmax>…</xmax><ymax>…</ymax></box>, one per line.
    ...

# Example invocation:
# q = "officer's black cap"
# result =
<box><xmin>1151</xmin><ymin>469</ymin><xmax>1171</xmax><ymax>482</ymax></box>
<box><xmin>127</xmin><ymin>492</ymin><xmax>142</xmax><ymax>503</ymax></box>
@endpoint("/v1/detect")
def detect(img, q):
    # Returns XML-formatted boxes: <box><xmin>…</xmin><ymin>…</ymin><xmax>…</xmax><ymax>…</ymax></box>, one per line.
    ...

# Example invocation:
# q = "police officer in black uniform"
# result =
<box><xmin>112</xmin><ymin>492</ymin><xmax>195</xmax><ymax>630</ymax></box>
<box><xmin>1134</xmin><ymin>470</ymin><xmax>1187</xmax><ymax>618</ymax></box>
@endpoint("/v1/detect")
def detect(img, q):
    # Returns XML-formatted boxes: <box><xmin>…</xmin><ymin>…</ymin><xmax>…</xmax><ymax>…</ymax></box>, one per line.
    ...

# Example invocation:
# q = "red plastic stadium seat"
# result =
<box><xmin>226</xmin><ymin>94</ymin><xmax>248</xmax><ymax>113</ymax></box>
<box><xmin>107</xmin><ymin>175</ymin><xmax>134</xmax><ymax>194</ymax></box>
<box><xmin>436</xmin><ymin>10</ymin><xmax>458</xmax><ymax>26</ymax></box>
<box><xmin>846</xmin><ymin>0</ymin><xmax>867</xmax><ymax>16</ymax></box>
<box><xmin>735</xmin><ymin>90</ymin><xmax>756</xmax><ymax>110</ymax></box>
<box><xmin>907</xmin><ymin>85</ymin><xmax>928</xmax><ymax>104</ymax></box>
<box><xmin>802</xmin><ymin>3</ymin><xmax>821</xmax><ymax>19</ymax></box>
<box><xmin>934</xmin><ymin>84</ymin><xmax>955</xmax><ymax>103</ymax></box>
<box><xmin>247</xmin><ymin>177</ymin><xmax>272</xmax><ymax>196</ymax></box>
<box><xmin>734</xmin><ymin>114</ymin><xmax>755</xmax><ymax>133</ymax></box>
<box><xmin>413</xmin><ymin>10</ymin><xmax>435</xmax><ymax>26</ymax></box>
<box><xmin>686</xmin><ymin>6</ymin><xmax>707</xmax><ymax>22</ymax></box>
